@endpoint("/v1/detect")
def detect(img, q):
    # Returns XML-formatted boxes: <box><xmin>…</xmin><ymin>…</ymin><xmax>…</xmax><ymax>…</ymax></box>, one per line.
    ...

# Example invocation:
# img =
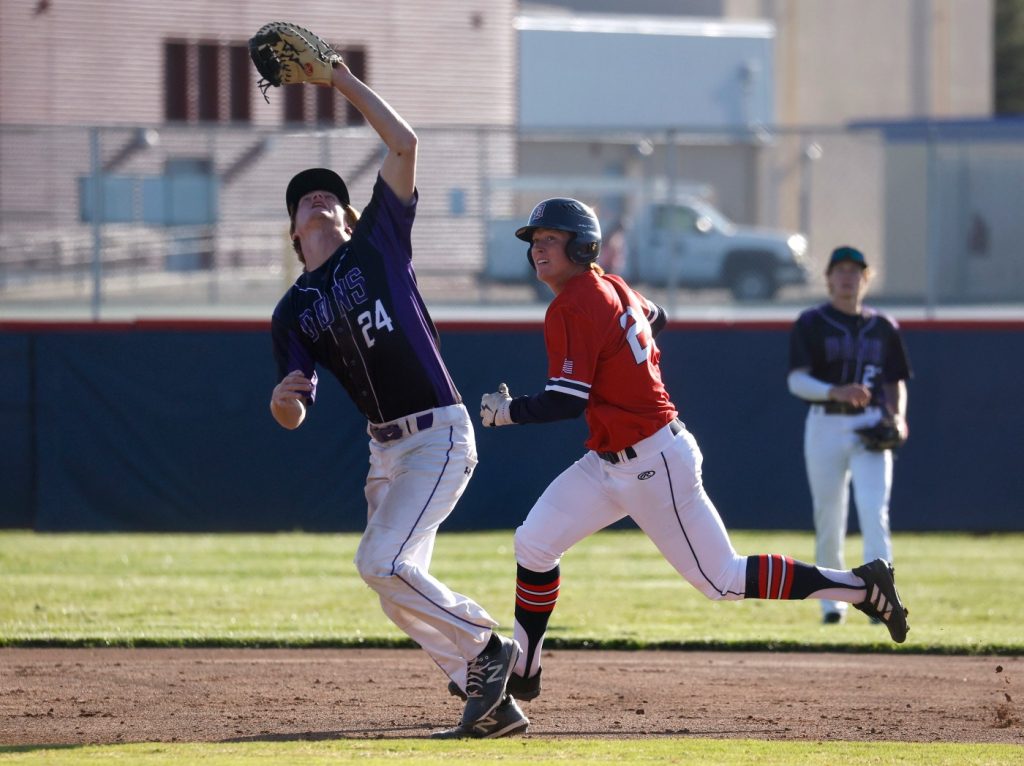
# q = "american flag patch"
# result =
<box><xmin>562</xmin><ymin>359</ymin><xmax>574</xmax><ymax>375</ymax></box>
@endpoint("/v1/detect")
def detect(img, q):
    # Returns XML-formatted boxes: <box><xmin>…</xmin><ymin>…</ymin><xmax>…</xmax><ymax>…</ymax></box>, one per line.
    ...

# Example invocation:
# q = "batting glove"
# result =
<box><xmin>480</xmin><ymin>383</ymin><xmax>514</xmax><ymax>427</ymax></box>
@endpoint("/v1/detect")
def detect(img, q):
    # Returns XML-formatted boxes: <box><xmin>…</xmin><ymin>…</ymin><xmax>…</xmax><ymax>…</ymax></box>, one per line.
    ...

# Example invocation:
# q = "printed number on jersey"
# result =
<box><xmin>620</xmin><ymin>306</ymin><xmax>653</xmax><ymax>364</ymax></box>
<box><xmin>357</xmin><ymin>300</ymin><xmax>394</xmax><ymax>348</ymax></box>
<box><xmin>296</xmin><ymin>266</ymin><xmax>397</xmax><ymax>347</ymax></box>
<box><xmin>862</xmin><ymin>364</ymin><xmax>880</xmax><ymax>389</ymax></box>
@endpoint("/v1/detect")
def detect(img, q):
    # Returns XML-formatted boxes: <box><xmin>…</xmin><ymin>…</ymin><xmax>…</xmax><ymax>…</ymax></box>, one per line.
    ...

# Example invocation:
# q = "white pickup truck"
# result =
<box><xmin>623</xmin><ymin>196</ymin><xmax>809</xmax><ymax>300</ymax></box>
<box><xmin>484</xmin><ymin>195</ymin><xmax>809</xmax><ymax>301</ymax></box>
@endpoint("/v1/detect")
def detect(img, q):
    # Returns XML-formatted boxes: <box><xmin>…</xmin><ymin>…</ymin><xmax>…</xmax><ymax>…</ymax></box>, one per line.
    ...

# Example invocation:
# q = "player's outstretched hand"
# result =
<box><xmin>480</xmin><ymin>383</ymin><xmax>513</xmax><ymax>427</ymax></box>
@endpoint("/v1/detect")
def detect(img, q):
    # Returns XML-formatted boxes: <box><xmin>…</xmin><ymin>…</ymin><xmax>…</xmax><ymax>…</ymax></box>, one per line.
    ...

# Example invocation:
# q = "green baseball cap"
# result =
<box><xmin>828</xmin><ymin>246</ymin><xmax>867</xmax><ymax>269</ymax></box>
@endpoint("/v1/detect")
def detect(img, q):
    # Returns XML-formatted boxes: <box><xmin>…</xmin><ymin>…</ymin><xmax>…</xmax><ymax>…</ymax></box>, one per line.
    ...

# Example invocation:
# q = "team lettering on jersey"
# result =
<box><xmin>296</xmin><ymin>265</ymin><xmax>395</xmax><ymax>349</ymax></box>
<box><xmin>789</xmin><ymin>304</ymin><xmax>911</xmax><ymax>397</ymax></box>
<box><xmin>824</xmin><ymin>336</ymin><xmax>883</xmax><ymax>366</ymax></box>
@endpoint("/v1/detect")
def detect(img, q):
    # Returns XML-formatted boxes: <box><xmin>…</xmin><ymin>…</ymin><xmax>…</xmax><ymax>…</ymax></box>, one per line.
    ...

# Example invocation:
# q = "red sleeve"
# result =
<box><xmin>544</xmin><ymin>302</ymin><xmax>597</xmax><ymax>401</ymax></box>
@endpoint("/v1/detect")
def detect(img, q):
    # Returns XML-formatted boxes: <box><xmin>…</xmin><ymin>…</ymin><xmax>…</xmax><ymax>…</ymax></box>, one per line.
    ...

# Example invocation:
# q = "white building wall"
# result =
<box><xmin>719</xmin><ymin>0</ymin><xmax>995</xmax><ymax>290</ymax></box>
<box><xmin>724</xmin><ymin>0</ymin><xmax>993</xmax><ymax>125</ymax></box>
<box><xmin>0</xmin><ymin>0</ymin><xmax>516</xmax><ymax>127</ymax></box>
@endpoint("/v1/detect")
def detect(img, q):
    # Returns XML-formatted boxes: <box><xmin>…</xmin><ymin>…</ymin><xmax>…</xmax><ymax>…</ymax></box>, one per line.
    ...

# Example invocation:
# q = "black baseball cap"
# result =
<box><xmin>828</xmin><ymin>245</ymin><xmax>868</xmax><ymax>270</ymax></box>
<box><xmin>286</xmin><ymin>168</ymin><xmax>350</xmax><ymax>215</ymax></box>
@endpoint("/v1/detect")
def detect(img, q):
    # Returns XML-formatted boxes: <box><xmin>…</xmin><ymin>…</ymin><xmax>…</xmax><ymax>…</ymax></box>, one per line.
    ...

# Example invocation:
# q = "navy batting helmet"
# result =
<box><xmin>515</xmin><ymin>198</ymin><xmax>602</xmax><ymax>266</ymax></box>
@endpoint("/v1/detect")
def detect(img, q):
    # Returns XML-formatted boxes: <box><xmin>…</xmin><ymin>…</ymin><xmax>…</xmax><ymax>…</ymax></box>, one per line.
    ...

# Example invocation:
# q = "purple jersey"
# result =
<box><xmin>789</xmin><ymin>303</ymin><xmax>911</xmax><ymax>407</ymax></box>
<box><xmin>271</xmin><ymin>175</ymin><xmax>461</xmax><ymax>423</ymax></box>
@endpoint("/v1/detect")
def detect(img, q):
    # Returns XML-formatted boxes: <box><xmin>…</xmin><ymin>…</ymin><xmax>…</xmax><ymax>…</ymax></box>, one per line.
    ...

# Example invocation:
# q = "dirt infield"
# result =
<box><xmin>1</xmin><ymin>648</ymin><xmax>1021</xmax><ymax>745</ymax></box>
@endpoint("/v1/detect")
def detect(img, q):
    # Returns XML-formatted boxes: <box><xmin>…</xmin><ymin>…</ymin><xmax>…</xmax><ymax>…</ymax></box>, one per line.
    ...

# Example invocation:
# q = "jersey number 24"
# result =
<box><xmin>357</xmin><ymin>300</ymin><xmax>395</xmax><ymax>348</ymax></box>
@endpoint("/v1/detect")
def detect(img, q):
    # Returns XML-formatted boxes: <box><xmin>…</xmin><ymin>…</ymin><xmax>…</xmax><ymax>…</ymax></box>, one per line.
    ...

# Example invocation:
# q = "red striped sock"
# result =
<box><xmin>514</xmin><ymin>565</ymin><xmax>560</xmax><ymax>675</ymax></box>
<box><xmin>516</xmin><ymin>576</ymin><xmax>560</xmax><ymax>613</ymax></box>
<box><xmin>745</xmin><ymin>554</ymin><xmax>854</xmax><ymax>600</ymax></box>
<box><xmin>753</xmin><ymin>554</ymin><xmax>795</xmax><ymax>599</ymax></box>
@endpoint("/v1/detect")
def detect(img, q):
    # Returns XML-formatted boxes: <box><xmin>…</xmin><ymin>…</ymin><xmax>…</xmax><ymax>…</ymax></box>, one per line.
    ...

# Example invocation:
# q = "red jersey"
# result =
<box><xmin>544</xmin><ymin>270</ymin><xmax>677</xmax><ymax>452</ymax></box>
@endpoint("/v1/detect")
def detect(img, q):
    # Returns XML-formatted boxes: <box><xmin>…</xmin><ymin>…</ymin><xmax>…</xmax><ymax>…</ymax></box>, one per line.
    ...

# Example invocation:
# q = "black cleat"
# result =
<box><xmin>506</xmin><ymin>669</ymin><xmax>542</xmax><ymax>701</ymax></box>
<box><xmin>432</xmin><ymin>695</ymin><xmax>529</xmax><ymax>739</ymax></box>
<box><xmin>822</xmin><ymin>611</ymin><xmax>845</xmax><ymax>625</ymax></box>
<box><xmin>447</xmin><ymin>680</ymin><xmax>466</xmax><ymax>701</ymax></box>
<box><xmin>460</xmin><ymin>633</ymin><xmax>521</xmax><ymax>726</ymax></box>
<box><xmin>852</xmin><ymin>559</ymin><xmax>909</xmax><ymax>643</ymax></box>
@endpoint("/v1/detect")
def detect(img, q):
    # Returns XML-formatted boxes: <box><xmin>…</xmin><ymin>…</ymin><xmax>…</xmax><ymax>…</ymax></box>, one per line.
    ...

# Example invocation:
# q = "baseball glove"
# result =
<box><xmin>248</xmin><ymin>22</ymin><xmax>343</xmax><ymax>102</ymax></box>
<box><xmin>855</xmin><ymin>417</ymin><xmax>906</xmax><ymax>452</ymax></box>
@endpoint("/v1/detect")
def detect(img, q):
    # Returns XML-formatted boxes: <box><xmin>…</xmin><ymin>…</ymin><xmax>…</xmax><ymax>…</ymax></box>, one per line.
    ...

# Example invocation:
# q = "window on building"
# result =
<box><xmin>198</xmin><ymin>44</ymin><xmax>221</xmax><ymax>122</ymax></box>
<box><xmin>164</xmin><ymin>40</ymin><xmax>252</xmax><ymax>124</ymax></box>
<box><xmin>165</xmin><ymin>42</ymin><xmax>188</xmax><ymax>122</ymax></box>
<box><xmin>315</xmin><ymin>83</ymin><xmax>335</xmax><ymax>124</ymax></box>
<box><xmin>343</xmin><ymin>49</ymin><xmax>366</xmax><ymax>126</ymax></box>
<box><xmin>284</xmin><ymin>82</ymin><xmax>306</xmax><ymax>125</ymax></box>
<box><xmin>229</xmin><ymin>46</ymin><xmax>251</xmax><ymax>122</ymax></box>
<box><xmin>164</xmin><ymin>40</ymin><xmax>365</xmax><ymax>126</ymax></box>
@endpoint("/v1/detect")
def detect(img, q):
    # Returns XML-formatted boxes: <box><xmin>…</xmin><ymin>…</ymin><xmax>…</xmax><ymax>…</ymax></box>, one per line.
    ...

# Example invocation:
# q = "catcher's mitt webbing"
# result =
<box><xmin>248</xmin><ymin>22</ymin><xmax>343</xmax><ymax>102</ymax></box>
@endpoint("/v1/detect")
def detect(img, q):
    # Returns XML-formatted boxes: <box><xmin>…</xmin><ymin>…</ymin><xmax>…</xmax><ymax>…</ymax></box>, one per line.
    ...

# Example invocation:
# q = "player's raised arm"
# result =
<box><xmin>248</xmin><ymin>23</ymin><xmax>417</xmax><ymax>203</ymax></box>
<box><xmin>330</xmin><ymin>63</ymin><xmax>417</xmax><ymax>204</ymax></box>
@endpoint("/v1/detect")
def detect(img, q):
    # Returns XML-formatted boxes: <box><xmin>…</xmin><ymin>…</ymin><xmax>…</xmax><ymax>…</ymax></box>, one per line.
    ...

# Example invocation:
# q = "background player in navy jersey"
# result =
<box><xmin>788</xmin><ymin>246</ymin><xmax>912</xmax><ymax>625</ymax></box>
<box><xmin>478</xmin><ymin>201</ymin><xmax>910</xmax><ymax>711</ymax></box>
<box><xmin>266</xmin><ymin>42</ymin><xmax>523</xmax><ymax>739</ymax></box>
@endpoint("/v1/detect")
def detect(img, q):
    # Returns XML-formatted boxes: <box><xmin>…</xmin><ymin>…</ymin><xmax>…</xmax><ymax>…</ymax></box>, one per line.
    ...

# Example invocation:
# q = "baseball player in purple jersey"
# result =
<box><xmin>788</xmin><ymin>246</ymin><xmax>912</xmax><ymax>625</ymax></box>
<box><xmin>267</xmin><ymin>54</ymin><xmax>524</xmax><ymax>739</ymax></box>
<box><xmin>477</xmin><ymin>202</ymin><xmax>911</xmax><ymax>708</ymax></box>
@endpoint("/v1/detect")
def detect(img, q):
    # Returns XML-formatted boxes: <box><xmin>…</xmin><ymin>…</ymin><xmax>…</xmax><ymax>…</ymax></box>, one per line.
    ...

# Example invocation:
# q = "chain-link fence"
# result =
<box><xmin>2</xmin><ymin>121</ymin><xmax>1023</xmax><ymax>318</ymax></box>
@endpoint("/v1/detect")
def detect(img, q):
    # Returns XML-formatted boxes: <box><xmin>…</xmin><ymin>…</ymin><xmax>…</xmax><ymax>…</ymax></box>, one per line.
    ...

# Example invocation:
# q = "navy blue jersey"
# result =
<box><xmin>789</xmin><ymin>303</ymin><xmax>911</xmax><ymax>407</ymax></box>
<box><xmin>271</xmin><ymin>175</ymin><xmax>461</xmax><ymax>424</ymax></box>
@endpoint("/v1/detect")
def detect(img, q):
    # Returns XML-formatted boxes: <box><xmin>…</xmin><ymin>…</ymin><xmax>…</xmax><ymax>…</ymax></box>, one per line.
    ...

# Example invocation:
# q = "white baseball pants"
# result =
<box><xmin>803</xmin><ymin>405</ymin><xmax>893</xmax><ymax>617</ymax></box>
<box><xmin>355</xmin><ymin>403</ymin><xmax>496</xmax><ymax>690</ymax></box>
<box><xmin>514</xmin><ymin>422</ymin><xmax>750</xmax><ymax>603</ymax></box>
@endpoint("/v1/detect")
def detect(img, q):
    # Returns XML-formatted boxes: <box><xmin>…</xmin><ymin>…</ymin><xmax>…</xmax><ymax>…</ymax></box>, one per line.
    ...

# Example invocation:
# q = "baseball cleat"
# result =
<box><xmin>852</xmin><ymin>559</ymin><xmax>909</xmax><ymax>643</ymax></box>
<box><xmin>460</xmin><ymin>633</ymin><xmax>521</xmax><ymax>726</ymax></box>
<box><xmin>432</xmin><ymin>695</ymin><xmax>529</xmax><ymax>739</ymax></box>
<box><xmin>447</xmin><ymin>680</ymin><xmax>466</xmax><ymax>701</ymax></box>
<box><xmin>506</xmin><ymin>669</ymin><xmax>542</xmax><ymax>701</ymax></box>
<box><xmin>822</xmin><ymin>611</ymin><xmax>845</xmax><ymax>625</ymax></box>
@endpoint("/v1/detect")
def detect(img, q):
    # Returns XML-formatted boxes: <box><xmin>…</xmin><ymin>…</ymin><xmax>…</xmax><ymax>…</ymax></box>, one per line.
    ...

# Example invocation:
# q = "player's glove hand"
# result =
<box><xmin>249</xmin><ymin>22</ymin><xmax>344</xmax><ymax>102</ymax></box>
<box><xmin>480</xmin><ymin>383</ymin><xmax>514</xmax><ymax>428</ymax></box>
<box><xmin>855</xmin><ymin>415</ymin><xmax>907</xmax><ymax>452</ymax></box>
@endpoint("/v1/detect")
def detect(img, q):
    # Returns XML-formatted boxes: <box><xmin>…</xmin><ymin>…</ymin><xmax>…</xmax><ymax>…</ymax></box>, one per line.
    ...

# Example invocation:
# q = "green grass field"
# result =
<box><xmin>2</xmin><ymin>530</ymin><xmax>1022</xmax><ymax>652</ymax></box>
<box><xmin>2</xmin><ymin>529</ymin><xmax>1023</xmax><ymax>765</ymax></box>
<box><xmin>2</xmin><ymin>739</ymin><xmax>1022</xmax><ymax>766</ymax></box>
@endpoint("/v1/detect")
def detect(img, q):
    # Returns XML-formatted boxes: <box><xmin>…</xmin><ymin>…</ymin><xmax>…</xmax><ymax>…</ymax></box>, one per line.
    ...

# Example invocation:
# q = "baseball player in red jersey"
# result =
<box><xmin>479</xmin><ymin>199</ymin><xmax>911</xmax><ymax>704</ymax></box>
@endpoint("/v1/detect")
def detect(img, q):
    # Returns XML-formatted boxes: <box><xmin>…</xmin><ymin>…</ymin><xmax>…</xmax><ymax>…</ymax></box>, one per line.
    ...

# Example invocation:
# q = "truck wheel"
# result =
<box><xmin>729</xmin><ymin>266</ymin><xmax>777</xmax><ymax>301</ymax></box>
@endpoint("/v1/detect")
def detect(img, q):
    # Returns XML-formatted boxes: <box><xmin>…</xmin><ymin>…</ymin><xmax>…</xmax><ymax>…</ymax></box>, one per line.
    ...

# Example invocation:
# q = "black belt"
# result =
<box><xmin>369</xmin><ymin>412</ymin><xmax>434</xmax><ymax>443</ymax></box>
<box><xmin>598</xmin><ymin>419</ymin><xmax>683</xmax><ymax>464</ymax></box>
<box><xmin>821</xmin><ymin>402</ymin><xmax>866</xmax><ymax>415</ymax></box>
